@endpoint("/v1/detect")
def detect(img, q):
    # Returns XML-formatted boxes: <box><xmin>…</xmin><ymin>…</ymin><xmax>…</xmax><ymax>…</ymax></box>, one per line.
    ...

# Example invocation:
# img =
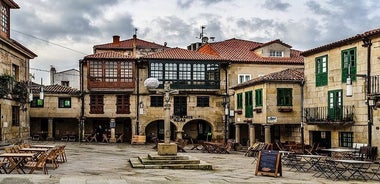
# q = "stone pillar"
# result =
<box><xmin>109</xmin><ymin>119</ymin><xmax>116</xmax><ymax>143</ymax></box>
<box><xmin>131</xmin><ymin>119</ymin><xmax>137</xmax><ymax>136</ymax></box>
<box><xmin>47</xmin><ymin>118</ymin><xmax>53</xmax><ymax>140</ymax></box>
<box><xmin>264</xmin><ymin>125</ymin><xmax>271</xmax><ymax>144</ymax></box>
<box><xmin>249</xmin><ymin>124</ymin><xmax>256</xmax><ymax>147</ymax></box>
<box><xmin>235</xmin><ymin>124</ymin><xmax>240</xmax><ymax>144</ymax></box>
<box><xmin>176</xmin><ymin>130</ymin><xmax>183</xmax><ymax>140</ymax></box>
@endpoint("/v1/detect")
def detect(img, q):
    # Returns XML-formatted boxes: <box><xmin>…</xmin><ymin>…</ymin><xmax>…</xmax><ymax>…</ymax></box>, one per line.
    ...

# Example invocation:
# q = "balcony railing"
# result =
<box><xmin>304</xmin><ymin>105</ymin><xmax>354</xmax><ymax>126</ymax></box>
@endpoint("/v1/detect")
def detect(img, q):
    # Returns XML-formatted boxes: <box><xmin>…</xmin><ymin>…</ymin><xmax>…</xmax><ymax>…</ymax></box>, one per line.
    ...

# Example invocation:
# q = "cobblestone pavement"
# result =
<box><xmin>0</xmin><ymin>141</ymin><xmax>377</xmax><ymax>184</ymax></box>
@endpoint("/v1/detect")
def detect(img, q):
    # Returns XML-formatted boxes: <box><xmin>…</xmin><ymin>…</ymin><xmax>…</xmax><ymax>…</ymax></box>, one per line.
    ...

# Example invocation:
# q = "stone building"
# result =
<box><xmin>230</xmin><ymin>68</ymin><xmax>304</xmax><ymax>146</ymax></box>
<box><xmin>0</xmin><ymin>0</ymin><xmax>37</xmax><ymax>143</ymax></box>
<box><xmin>29</xmin><ymin>84</ymin><xmax>80</xmax><ymax>141</ymax></box>
<box><xmin>301</xmin><ymin>28</ymin><xmax>380</xmax><ymax>149</ymax></box>
<box><xmin>197</xmin><ymin>39</ymin><xmax>304</xmax><ymax>146</ymax></box>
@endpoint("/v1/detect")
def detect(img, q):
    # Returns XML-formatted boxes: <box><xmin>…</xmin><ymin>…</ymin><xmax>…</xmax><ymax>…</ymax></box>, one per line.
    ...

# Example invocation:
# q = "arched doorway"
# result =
<box><xmin>183</xmin><ymin>120</ymin><xmax>213</xmax><ymax>142</ymax></box>
<box><xmin>145</xmin><ymin>120</ymin><xmax>176</xmax><ymax>142</ymax></box>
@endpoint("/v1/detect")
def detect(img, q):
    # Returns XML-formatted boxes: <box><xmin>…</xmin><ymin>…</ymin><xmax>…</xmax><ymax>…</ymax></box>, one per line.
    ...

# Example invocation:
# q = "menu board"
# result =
<box><xmin>255</xmin><ymin>150</ymin><xmax>282</xmax><ymax>177</ymax></box>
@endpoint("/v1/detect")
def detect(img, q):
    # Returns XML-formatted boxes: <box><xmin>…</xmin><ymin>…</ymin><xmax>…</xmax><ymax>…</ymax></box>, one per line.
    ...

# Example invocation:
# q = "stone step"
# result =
<box><xmin>148</xmin><ymin>153</ymin><xmax>190</xmax><ymax>160</ymax></box>
<box><xmin>139</xmin><ymin>156</ymin><xmax>200</xmax><ymax>165</ymax></box>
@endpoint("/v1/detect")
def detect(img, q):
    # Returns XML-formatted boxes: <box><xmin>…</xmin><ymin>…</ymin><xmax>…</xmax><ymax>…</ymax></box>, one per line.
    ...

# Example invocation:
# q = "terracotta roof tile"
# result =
<box><xmin>198</xmin><ymin>38</ymin><xmax>303</xmax><ymax>64</ymax></box>
<box><xmin>231</xmin><ymin>68</ymin><xmax>304</xmax><ymax>89</ymax></box>
<box><xmin>141</xmin><ymin>47</ymin><xmax>228</xmax><ymax>61</ymax></box>
<box><xmin>94</xmin><ymin>37</ymin><xmax>168</xmax><ymax>50</ymax></box>
<box><xmin>302</xmin><ymin>27</ymin><xmax>380</xmax><ymax>56</ymax></box>
<box><xmin>31</xmin><ymin>84</ymin><xmax>80</xmax><ymax>95</ymax></box>
<box><xmin>84</xmin><ymin>51</ymin><xmax>134</xmax><ymax>59</ymax></box>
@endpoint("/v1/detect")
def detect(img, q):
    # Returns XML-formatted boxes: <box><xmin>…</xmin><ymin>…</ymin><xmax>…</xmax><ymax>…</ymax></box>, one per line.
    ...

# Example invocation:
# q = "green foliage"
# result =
<box><xmin>12</xmin><ymin>81</ymin><xmax>29</xmax><ymax>104</ymax></box>
<box><xmin>0</xmin><ymin>74</ymin><xmax>14</xmax><ymax>97</ymax></box>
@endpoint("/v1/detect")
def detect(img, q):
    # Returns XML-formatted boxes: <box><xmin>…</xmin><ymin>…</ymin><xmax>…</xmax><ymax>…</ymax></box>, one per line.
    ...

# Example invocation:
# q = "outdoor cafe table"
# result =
<box><xmin>297</xmin><ymin>154</ymin><xmax>326</xmax><ymax>172</ymax></box>
<box><xmin>333</xmin><ymin>159</ymin><xmax>373</xmax><ymax>181</ymax></box>
<box><xmin>320</xmin><ymin>148</ymin><xmax>358</xmax><ymax>159</ymax></box>
<box><xmin>0</xmin><ymin>152</ymin><xmax>36</xmax><ymax>174</ymax></box>
<box><xmin>202</xmin><ymin>142</ymin><xmax>229</xmax><ymax>154</ymax></box>
<box><xmin>30</xmin><ymin>144</ymin><xmax>56</xmax><ymax>149</ymax></box>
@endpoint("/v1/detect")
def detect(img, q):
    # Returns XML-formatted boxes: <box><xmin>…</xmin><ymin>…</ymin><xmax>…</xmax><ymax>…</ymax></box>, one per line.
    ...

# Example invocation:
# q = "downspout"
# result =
<box><xmin>362</xmin><ymin>36</ymin><xmax>372</xmax><ymax>146</ymax></box>
<box><xmin>79</xmin><ymin>59</ymin><xmax>85</xmax><ymax>142</ymax></box>
<box><xmin>136</xmin><ymin>60</ymin><xmax>140</xmax><ymax>135</ymax></box>
<box><xmin>300</xmin><ymin>80</ymin><xmax>305</xmax><ymax>154</ymax></box>
<box><xmin>224</xmin><ymin>62</ymin><xmax>229</xmax><ymax>144</ymax></box>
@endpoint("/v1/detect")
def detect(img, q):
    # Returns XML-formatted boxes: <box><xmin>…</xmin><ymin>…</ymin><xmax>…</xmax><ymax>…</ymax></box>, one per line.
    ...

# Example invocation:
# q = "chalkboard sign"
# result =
<box><xmin>255</xmin><ymin>150</ymin><xmax>282</xmax><ymax>177</ymax></box>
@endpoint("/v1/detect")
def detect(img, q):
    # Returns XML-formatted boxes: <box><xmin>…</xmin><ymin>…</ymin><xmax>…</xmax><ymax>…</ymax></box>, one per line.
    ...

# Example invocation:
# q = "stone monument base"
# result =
<box><xmin>158</xmin><ymin>143</ymin><xmax>177</xmax><ymax>156</ymax></box>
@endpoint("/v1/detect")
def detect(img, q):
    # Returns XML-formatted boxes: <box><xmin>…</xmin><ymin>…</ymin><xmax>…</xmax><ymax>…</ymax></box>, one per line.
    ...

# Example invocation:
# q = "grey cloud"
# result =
<box><xmin>177</xmin><ymin>0</ymin><xmax>232</xmax><ymax>9</ymax></box>
<box><xmin>305</xmin><ymin>0</ymin><xmax>331</xmax><ymax>15</ymax></box>
<box><xmin>262</xmin><ymin>0</ymin><xmax>290</xmax><ymax>11</ymax></box>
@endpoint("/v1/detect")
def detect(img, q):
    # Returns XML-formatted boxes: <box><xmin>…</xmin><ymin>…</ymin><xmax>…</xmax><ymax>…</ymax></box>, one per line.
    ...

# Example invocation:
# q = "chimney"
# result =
<box><xmin>113</xmin><ymin>35</ymin><xmax>120</xmax><ymax>45</ymax></box>
<box><xmin>50</xmin><ymin>66</ymin><xmax>56</xmax><ymax>85</ymax></box>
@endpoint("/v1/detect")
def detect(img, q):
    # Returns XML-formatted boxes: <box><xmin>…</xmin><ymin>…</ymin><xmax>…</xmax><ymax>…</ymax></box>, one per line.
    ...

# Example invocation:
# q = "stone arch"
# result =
<box><xmin>182</xmin><ymin>119</ymin><xmax>214</xmax><ymax>142</ymax></box>
<box><xmin>144</xmin><ymin>119</ymin><xmax>177</xmax><ymax>142</ymax></box>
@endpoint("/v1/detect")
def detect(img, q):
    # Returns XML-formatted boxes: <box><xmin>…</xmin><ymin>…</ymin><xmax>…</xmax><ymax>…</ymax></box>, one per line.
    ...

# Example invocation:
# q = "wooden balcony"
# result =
<box><xmin>304</xmin><ymin>105</ymin><xmax>354</xmax><ymax>126</ymax></box>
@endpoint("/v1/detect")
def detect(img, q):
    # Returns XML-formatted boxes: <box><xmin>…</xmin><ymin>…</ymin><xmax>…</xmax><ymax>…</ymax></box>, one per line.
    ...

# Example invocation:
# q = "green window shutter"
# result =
<box><xmin>315</xmin><ymin>55</ymin><xmax>328</xmax><ymax>87</ymax></box>
<box><xmin>237</xmin><ymin>93</ymin><xmax>243</xmax><ymax>109</ymax></box>
<box><xmin>341</xmin><ymin>48</ymin><xmax>356</xmax><ymax>83</ymax></box>
<box><xmin>37</xmin><ymin>99</ymin><xmax>43</xmax><ymax>106</ymax></box>
<box><xmin>64</xmin><ymin>100</ymin><xmax>71</xmax><ymax>107</ymax></box>
<box><xmin>245</xmin><ymin>91</ymin><xmax>253</xmax><ymax>118</ymax></box>
<box><xmin>277</xmin><ymin>88</ymin><xmax>292</xmax><ymax>106</ymax></box>
<box><xmin>255</xmin><ymin>89</ymin><xmax>263</xmax><ymax>107</ymax></box>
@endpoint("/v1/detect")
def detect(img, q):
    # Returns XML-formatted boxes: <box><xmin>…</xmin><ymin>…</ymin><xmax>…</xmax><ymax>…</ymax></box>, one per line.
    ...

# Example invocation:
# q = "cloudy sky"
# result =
<box><xmin>10</xmin><ymin>0</ymin><xmax>380</xmax><ymax>84</ymax></box>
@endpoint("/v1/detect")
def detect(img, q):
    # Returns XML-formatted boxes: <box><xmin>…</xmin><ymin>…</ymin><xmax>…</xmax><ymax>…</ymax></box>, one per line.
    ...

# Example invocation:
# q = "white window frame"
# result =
<box><xmin>270</xmin><ymin>50</ymin><xmax>284</xmax><ymax>57</ymax></box>
<box><xmin>238</xmin><ymin>74</ymin><xmax>251</xmax><ymax>84</ymax></box>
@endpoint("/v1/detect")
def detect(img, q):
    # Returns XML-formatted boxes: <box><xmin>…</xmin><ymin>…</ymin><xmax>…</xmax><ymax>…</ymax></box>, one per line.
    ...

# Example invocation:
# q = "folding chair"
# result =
<box><xmin>24</xmin><ymin>152</ymin><xmax>48</xmax><ymax>174</ymax></box>
<box><xmin>116</xmin><ymin>134</ymin><xmax>124</xmax><ymax>143</ymax></box>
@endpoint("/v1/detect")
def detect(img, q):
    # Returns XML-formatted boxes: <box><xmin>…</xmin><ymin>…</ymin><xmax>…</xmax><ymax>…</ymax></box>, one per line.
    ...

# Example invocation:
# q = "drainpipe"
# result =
<box><xmin>136</xmin><ymin>60</ymin><xmax>140</xmax><ymax>135</ymax></box>
<box><xmin>79</xmin><ymin>59</ymin><xmax>85</xmax><ymax>142</ymax></box>
<box><xmin>300</xmin><ymin>80</ymin><xmax>305</xmax><ymax>154</ymax></box>
<box><xmin>362</xmin><ymin>36</ymin><xmax>372</xmax><ymax>146</ymax></box>
<box><xmin>224</xmin><ymin>62</ymin><xmax>230</xmax><ymax>144</ymax></box>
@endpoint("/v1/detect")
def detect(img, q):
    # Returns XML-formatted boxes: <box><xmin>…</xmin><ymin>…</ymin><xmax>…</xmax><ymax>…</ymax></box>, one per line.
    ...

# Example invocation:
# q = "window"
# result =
<box><xmin>150</xmin><ymin>96</ymin><xmax>163</xmax><ymax>107</ymax></box>
<box><xmin>30</xmin><ymin>97</ymin><xmax>44</xmax><ymax>108</ymax></box>
<box><xmin>90</xmin><ymin>95</ymin><xmax>104</xmax><ymax>114</ymax></box>
<box><xmin>342</xmin><ymin>47</ymin><xmax>357</xmax><ymax>83</ymax></box>
<box><xmin>245</xmin><ymin>91</ymin><xmax>253</xmax><ymax>118</ymax></box>
<box><xmin>277</xmin><ymin>88</ymin><xmax>292</xmax><ymax>106</ymax></box>
<box><xmin>328</xmin><ymin>90</ymin><xmax>342</xmax><ymax>121</ymax></box>
<box><xmin>12</xmin><ymin>64</ymin><xmax>19</xmax><ymax>81</ymax></box>
<box><xmin>255</xmin><ymin>89</ymin><xmax>263</xmax><ymax>107</ymax></box>
<box><xmin>270</xmin><ymin>50</ymin><xmax>283</xmax><ymax>57</ymax></box>
<box><xmin>58</xmin><ymin>98</ymin><xmax>71</xmax><ymax>108</ymax></box>
<box><xmin>0</xmin><ymin>2</ymin><xmax>9</xmax><ymax>38</ymax></box>
<box><xmin>197</xmin><ymin>96</ymin><xmax>209</xmax><ymax>107</ymax></box>
<box><xmin>236</xmin><ymin>93</ymin><xmax>243</xmax><ymax>109</ymax></box>
<box><xmin>61</xmin><ymin>81</ymin><xmax>69</xmax><ymax>87</ymax></box>
<box><xmin>149</xmin><ymin>61</ymin><xmax>220</xmax><ymax>89</ymax></box>
<box><xmin>315</xmin><ymin>55</ymin><xmax>328</xmax><ymax>87</ymax></box>
<box><xmin>88</xmin><ymin>60</ymin><xmax>133</xmax><ymax>83</ymax></box>
<box><xmin>12</xmin><ymin>106</ymin><xmax>19</xmax><ymax>126</ymax></box>
<box><xmin>339</xmin><ymin>132</ymin><xmax>353</xmax><ymax>147</ymax></box>
<box><xmin>238</xmin><ymin>74</ymin><xmax>251</xmax><ymax>84</ymax></box>
<box><xmin>116</xmin><ymin>95</ymin><xmax>130</xmax><ymax>114</ymax></box>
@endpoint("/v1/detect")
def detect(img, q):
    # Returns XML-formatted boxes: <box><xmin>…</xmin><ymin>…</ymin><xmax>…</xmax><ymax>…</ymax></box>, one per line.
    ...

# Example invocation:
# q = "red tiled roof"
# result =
<box><xmin>4</xmin><ymin>0</ymin><xmax>19</xmax><ymax>8</ymax></box>
<box><xmin>302</xmin><ymin>27</ymin><xmax>380</xmax><ymax>56</ymax></box>
<box><xmin>257</xmin><ymin>39</ymin><xmax>292</xmax><ymax>49</ymax></box>
<box><xmin>141</xmin><ymin>47</ymin><xmax>229</xmax><ymax>61</ymax></box>
<box><xmin>198</xmin><ymin>38</ymin><xmax>303</xmax><ymax>64</ymax></box>
<box><xmin>31</xmin><ymin>84</ymin><xmax>80</xmax><ymax>95</ymax></box>
<box><xmin>84</xmin><ymin>51</ymin><xmax>134</xmax><ymax>59</ymax></box>
<box><xmin>94</xmin><ymin>37</ymin><xmax>168</xmax><ymax>50</ymax></box>
<box><xmin>231</xmin><ymin>68</ymin><xmax>304</xmax><ymax>89</ymax></box>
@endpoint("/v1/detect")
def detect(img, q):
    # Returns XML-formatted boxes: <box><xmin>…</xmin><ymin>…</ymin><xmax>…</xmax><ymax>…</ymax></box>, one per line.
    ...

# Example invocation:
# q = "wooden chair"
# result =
<box><xmin>116</xmin><ymin>134</ymin><xmax>124</xmax><ymax>143</ymax></box>
<box><xmin>61</xmin><ymin>135</ymin><xmax>69</xmax><ymax>142</ymax></box>
<box><xmin>89</xmin><ymin>134</ymin><xmax>97</xmax><ymax>142</ymax></box>
<box><xmin>102</xmin><ymin>134</ymin><xmax>109</xmax><ymax>143</ymax></box>
<box><xmin>56</xmin><ymin>145</ymin><xmax>67</xmax><ymax>163</ymax></box>
<box><xmin>46</xmin><ymin>148</ymin><xmax>59</xmax><ymax>169</ymax></box>
<box><xmin>0</xmin><ymin>161</ymin><xmax>7</xmax><ymax>174</ymax></box>
<box><xmin>68</xmin><ymin>135</ymin><xmax>76</xmax><ymax>142</ymax></box>
<box><xmin>24</xmin><ymin>152</ymin><xmax>48</xmax><ymax>174</ymax></box>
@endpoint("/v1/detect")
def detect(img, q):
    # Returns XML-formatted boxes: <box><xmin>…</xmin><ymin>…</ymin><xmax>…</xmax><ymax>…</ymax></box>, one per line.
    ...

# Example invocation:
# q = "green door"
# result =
<box><xmin>328</xmin><ymin>90</ymin><xmax>343</xmax><ymax>121</ymax></box>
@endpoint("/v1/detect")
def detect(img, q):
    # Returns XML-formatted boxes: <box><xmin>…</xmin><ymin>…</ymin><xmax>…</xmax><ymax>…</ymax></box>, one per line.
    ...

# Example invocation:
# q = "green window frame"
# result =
<box><xmin>315</xmin><ymin>55</ymin><xmax>328</xmax><ymax>87</ymax></box>
<box><xmin>30</xmin><ymin>97</ymin><xmax>44</xmax><ymax>108</ymax></box>
<box><xmin>58</xmin><ymin>98</ymin><xmax>71</xmax><ymax>108</ymax></box>
<box><xmin>255</xmin><ymin>89</ymin><xmax>263</xmax><ymax>107</ymax></box>
<box><xmin>339</xmin><ymin>132</ymin><xmax>353</xmax><ymax>148</ymax></box>
<box><xmin>245</xmin><ymin>91</ymin><xmax>253</xmax><ymax>118</ymax></box>
<box><xmin>237</xmin><ymin>93</ymin><xmax>243</xmax><ymax>109</ymax></box>
<box><xmin>341</xmin><ymin>47</ymin><xmax>357</xmax><ymax>83</ymax></box>
<box><xmin>277</xmin><ymin>88</ymin><xmax>292</xmax><ymax>106</ymax></box>
<box><xmin>328</xmin><ymin>89</ymin><xmax>343</xmax><ymax>121</ymax></box>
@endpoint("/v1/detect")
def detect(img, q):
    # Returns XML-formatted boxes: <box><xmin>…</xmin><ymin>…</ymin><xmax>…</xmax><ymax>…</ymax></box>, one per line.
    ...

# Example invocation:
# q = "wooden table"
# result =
<box><xmin>0</xmin><ymin>153</ymin><xmax>36</xmax><ymax>174</ymax></box>
<box><xmin>30</xmin><ymin>145</ymin><xmax>56</xmax><ymax>148</ymax></box>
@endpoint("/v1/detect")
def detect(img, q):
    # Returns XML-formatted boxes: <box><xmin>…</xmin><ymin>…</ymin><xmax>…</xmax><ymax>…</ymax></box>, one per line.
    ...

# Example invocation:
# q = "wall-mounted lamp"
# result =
<box><xmin>39</xmin><ymin>86</ymin><xmax>44</xmax><ymax>100</ymax></box>
<box><xmin>346</xmin><ymin>76</ymin><xmax>353</xmax><ymax>97</ymax></box>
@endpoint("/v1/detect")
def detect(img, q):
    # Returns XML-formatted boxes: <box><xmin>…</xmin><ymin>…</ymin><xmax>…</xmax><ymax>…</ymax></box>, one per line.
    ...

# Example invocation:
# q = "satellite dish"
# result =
<box><xmin>144</xmin><ymin>78</ymin><xmax>159</xmax><ymax>89</ymax></box>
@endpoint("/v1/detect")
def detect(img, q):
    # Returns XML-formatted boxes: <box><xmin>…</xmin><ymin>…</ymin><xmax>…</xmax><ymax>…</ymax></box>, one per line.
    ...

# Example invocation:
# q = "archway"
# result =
<box><xmin>183</xmin><ymin>119</ymin><xmax>213</xmax><ymax>142</ymax></box>
<box><xmin>145</xmin><ymin>120</ymin><xmax>177</xmax><ymax>142</ymax></box>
